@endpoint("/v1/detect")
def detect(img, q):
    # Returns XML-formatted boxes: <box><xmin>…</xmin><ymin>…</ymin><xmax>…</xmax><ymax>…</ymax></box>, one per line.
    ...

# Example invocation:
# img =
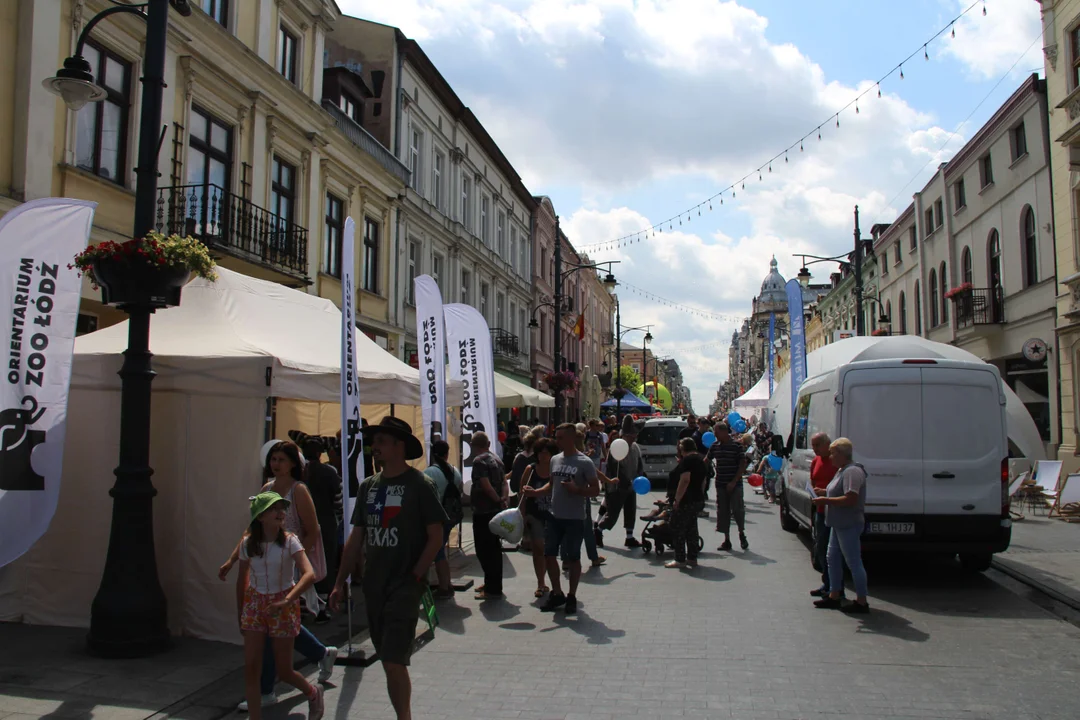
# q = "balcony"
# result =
<box><xmin>321</xmin><ymin>100</ymin><xmax>410</xmax><ymax>186</ymax></box>
<box><xmin>491</xmin><ymin>328</ymin><xmax>521</xmax><ymax>358</ymax></box>
<box><xmin>951</xmin><ymin>286</ymin><xmax>1004</xmax><ymax>330</ymax></box>
<box><xmin>156</xmin><ymin>184</ymin><xmax>308</xmax><ymax>279</ymax></box>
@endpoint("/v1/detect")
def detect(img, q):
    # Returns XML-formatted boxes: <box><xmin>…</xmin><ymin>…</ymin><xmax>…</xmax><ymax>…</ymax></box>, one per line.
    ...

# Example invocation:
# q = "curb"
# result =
<box><xmin>991</xmin><ymin>557</ymin><xmax>1080</xmax><ymax>613</ymax></box>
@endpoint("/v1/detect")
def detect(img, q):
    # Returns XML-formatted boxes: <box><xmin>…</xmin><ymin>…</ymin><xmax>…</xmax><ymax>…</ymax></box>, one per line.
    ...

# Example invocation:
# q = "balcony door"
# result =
<box><xmin>186</xmin><ymin>106</ymin><xmax>233</xmax><ymax>238</ymax></box>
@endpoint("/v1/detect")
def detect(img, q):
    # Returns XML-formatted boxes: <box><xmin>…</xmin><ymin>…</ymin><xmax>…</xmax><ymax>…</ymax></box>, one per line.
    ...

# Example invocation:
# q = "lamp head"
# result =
<box><xmin>644</xmin><ymin>331</ymin><xmax>653</xmax><ymax>344</ymax></box>
<box><xmin>528</xmin><ymin>317</ymin><xmax>538</xmax><ymax>329</ymax></box>
<box><xmin>602</xmin><ymin>272</ymin><xmax>617</xmax><ymax>292</ymax></box>
<box><xmin>878</xmin><ymin>312</ymin><xmax>890</xmax><ymax>325</ymax></box>
<box><xmin>42</xmin><ymin>55</ymin><xmax>106</xmax><ymax>111</ymax></box>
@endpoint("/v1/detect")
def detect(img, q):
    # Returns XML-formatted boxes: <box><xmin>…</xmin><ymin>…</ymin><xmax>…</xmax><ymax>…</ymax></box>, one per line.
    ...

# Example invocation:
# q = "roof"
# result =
<box><xmin>758</xmin><ymin>256</ymin><xmax>787</xmax><ymax>304</ymax></box>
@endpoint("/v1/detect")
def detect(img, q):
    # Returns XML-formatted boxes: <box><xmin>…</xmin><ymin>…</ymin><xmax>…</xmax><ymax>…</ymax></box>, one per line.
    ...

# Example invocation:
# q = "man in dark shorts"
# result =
<box><xmin>330</xmin><ymin>417</ymin><xmax>447</xmax><ymax>720</ymax></box>
<box><xmin>523</xmin><ymin>423</ymin><xmax>600</xmax><ymax>615</ymax></box>
<box><xmin>708</xmin><ymin>422</ymin><xmax>749</xmax><ymax>551</ymax></box>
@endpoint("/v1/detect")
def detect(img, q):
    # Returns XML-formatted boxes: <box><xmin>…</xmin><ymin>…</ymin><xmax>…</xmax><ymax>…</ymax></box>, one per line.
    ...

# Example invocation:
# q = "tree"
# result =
<box><xmin>614</xmin><ymin>365</ymin><xmax>641</xmax><ymax>395</ymax></box>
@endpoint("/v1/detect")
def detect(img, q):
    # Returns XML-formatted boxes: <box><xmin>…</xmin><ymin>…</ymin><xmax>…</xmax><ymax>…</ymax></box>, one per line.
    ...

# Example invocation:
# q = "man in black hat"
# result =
<box><xmin>331</xmin><ymin>416</ymin><xmax>448</xmax><ymax>720</ymax></box>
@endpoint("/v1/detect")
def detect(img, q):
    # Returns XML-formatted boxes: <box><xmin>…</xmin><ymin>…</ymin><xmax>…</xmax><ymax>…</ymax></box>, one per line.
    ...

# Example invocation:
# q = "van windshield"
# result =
<box><xmin>637</xmin><ymin>426</ymin><xmax>683</xmax><ymax>446</ymax></box>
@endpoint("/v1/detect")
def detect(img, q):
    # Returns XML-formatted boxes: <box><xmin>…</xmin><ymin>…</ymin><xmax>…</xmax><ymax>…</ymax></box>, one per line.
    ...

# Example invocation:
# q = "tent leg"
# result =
<box><xmin>335</xmin><ymin>585</ymin><xmax>375</xmax><ymax>667</ymax></box>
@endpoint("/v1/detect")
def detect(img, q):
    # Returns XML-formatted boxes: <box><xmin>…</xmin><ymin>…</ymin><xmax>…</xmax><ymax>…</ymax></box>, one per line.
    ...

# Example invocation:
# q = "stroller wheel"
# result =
<box><xmin>696</xmin><ymin>536</ymin><xmax>705</xmax><ymax>552</ymax></box>
<box><xmin>641</xmin><ymin>540</ymin><xmax>652</xmax><ymax>554</ymax></box>
<box><xmin>655</xmin><ymin>543</ymin><xmax>665</xmax><ymax>556</ymax></box>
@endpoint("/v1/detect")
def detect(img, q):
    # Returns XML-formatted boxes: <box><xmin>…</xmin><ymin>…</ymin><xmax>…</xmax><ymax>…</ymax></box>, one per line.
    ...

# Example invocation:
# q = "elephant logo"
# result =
<box><xmin>0</xmin><ymin>396</ymin><xmax>46</xmax><ymax>491</ymax></box>
<box><xmin>460</xmin><ymin>419</ymin><xmax>486</xmax><ymax>470</ymax></box>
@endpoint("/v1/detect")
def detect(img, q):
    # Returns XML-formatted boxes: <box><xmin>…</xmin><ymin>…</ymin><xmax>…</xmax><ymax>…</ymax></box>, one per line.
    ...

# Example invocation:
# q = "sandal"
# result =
<box><xmin>534</xmin><ymin>587</ymin><xmax>547</xmax><ymax>598</ymax></box>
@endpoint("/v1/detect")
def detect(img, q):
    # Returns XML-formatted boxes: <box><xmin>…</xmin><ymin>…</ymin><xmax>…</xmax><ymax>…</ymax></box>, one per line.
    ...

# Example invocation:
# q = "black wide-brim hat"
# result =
<box><xmin>361</xmin><ymin>416</ymin><xmax>424</xmax><ymax>460</ymax></box>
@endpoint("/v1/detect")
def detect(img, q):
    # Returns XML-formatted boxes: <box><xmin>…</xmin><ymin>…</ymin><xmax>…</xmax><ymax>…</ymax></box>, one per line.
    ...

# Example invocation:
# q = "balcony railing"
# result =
<box><xmin>491</xmin><ymin>328</ymin><xmax>520</xmax><ymax>357</ymax></box>
<box><xmin>321</xmin><ymin>100</ymin><xmax>411</xmax><ymax>186</ymax></box>
<box><xmin>951</xmin><ymin>286</ymin><xmax>1004</xmax><ymax>329</ymax></box>
<box><xmin>156</xmin><ymin>184</ymin><xmax>308</xmax><ymax>277</ymax></box>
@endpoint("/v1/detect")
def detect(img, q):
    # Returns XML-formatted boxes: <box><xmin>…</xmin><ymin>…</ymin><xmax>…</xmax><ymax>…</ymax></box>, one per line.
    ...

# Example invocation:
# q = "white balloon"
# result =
<box><xmin>609</xmin><ymin>438</ymin><xmax>629</xmax><ymax>462</ymax></box>
<box><xmin>260</xmin><ymin>439</ymin><xmax>287</xmax><ymax>469</ymax></box>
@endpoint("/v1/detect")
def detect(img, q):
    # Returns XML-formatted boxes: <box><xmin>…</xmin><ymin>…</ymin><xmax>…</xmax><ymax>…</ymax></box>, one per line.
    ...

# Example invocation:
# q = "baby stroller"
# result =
<box><xmin>639</xmin><ymin>500</ymin><xmax>705</xmax><ymax>557</ymax></box>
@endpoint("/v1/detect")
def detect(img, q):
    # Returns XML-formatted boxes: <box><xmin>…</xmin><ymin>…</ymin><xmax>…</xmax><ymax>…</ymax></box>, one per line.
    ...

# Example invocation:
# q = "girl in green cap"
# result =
<box><xmin>236</xmin><ymin>491</ymin><xmax>324</xmax><ymax>720</ymax></box>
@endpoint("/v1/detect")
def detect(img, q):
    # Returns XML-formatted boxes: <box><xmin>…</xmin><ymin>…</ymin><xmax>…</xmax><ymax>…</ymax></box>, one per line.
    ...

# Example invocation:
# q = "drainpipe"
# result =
<box><xmin>529</xmin><ymin>207</ymin><xmax>538</xmax><ymax>386</ymax></box>
<box><xmin>392</xmin><ymin>43</ymin><xmax>406</xmax><ymax>356</ymax></box>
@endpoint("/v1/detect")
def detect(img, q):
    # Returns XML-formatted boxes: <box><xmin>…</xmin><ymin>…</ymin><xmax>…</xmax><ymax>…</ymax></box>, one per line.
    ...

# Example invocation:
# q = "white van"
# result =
<box><xmin>637</xmin><ymin>418</ymin><xmax>688</xmax><ymax>484</ymax></box>
<box><xmin>779</xmin><ymin>357</ymin><xmax>1011</xmax><ymax>571</ymax></box>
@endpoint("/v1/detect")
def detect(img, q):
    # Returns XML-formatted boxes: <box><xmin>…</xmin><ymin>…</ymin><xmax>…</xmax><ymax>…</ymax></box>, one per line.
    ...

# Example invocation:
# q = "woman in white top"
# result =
<box><xmin>237</xmin><ymin>491</ymin><xmax>323</xmax><ymax>719</ymax></box>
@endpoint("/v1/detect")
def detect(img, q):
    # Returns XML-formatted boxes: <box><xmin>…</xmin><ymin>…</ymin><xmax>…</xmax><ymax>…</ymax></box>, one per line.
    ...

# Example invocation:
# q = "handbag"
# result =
<box><xmin>489</xmin><ymin>492</ymin><xmax>527</xmax><ymax>544</ymax></box>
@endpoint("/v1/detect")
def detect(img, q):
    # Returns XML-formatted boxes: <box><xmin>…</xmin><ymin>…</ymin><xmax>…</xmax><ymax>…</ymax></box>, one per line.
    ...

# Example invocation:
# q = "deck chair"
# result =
<box><xmin>1049</xmin><ymin>474</ymin><xmax>1080</xmax><ymax>519</ymax></box>
<box><xmin>1032</xmin><ymin>460</ymin><xmax>1063</xmax><ymax>515</ymax></box>
<box><xmin>1008</xmin><ymin>471</ymin><xmax>1029</xmax><ymax>520</ymax></box>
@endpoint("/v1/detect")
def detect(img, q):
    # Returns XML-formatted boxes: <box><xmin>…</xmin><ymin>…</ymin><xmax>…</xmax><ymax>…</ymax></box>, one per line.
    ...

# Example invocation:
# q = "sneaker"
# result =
<box><xmin>624</xmin><ymin>537</ymin><xmax>641</xmax><ymax>549</ymax></box>
<box><xmin>739</xmin><ymin>533</ymin><xmax>749</xmax><ymax>550</ymax></box>
<box><xmin>591</xmin><ymin>556</ymin><xmax>606</xmax><ymax>567</ymax></box>
<box><xmin>810</xmin><ymin>588</ymin><xmax>828</xmax><ymax>597</ymax></box>
<box><xmin>318</xmin><ymin>646</ymin><xmax>338</xmax><ymax>683</ymax></box>
<box><xmin>594</xmin><ymin>526</ymin><xmax>604</xmax><ymax>548</ymax></box>
<box><xmin>686</xmin><ymin>558</ymin><xmax>698</xmax><ymax>568</ymax></box>
<box><xmin>840</xmin><ymin>601</ymin><xmax>871</xmax><ymax>615</ymax></box>
<box><xmin>564</xmin><ymin>595</ymin><xmax>578</xmax><ymax>615</ymax></box>
<box><xmin>541</xmin><ymin>592</ymin><xmax>566</xmax><ymax>612</ymax></box>
<box><xmin>237</xmin><ymin>693</ymin><xmax>278</xmax><ymax>711</ymax></box>
<box><xmin>308</xmin><ymin>684</ymin><xmax>325</xmax><ymax>720</ymax></box>
<box><xmin>718</xmin><ymin>541</ymin><xmax>733</xmax><ymax>551</ymax></box>
<box><xmin>434</xmin><ymin>587</ymin><xmax>456</xmax><ymax>600</ymax></box>
<box><xmin>664</xmin><ymin>560</ymin><xmax>686</xmax><ymax>569</ymax></box>
<box><xmin>814</xmin><ymin>597</ymin><xmax>843</xmax><ymax>610</ymax></box>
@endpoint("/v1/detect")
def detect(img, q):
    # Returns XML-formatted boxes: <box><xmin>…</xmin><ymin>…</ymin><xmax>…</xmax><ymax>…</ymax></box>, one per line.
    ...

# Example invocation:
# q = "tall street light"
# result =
<box><xmin>794</xmin><ymin>205</ymin><xmax>868</xmax><ymax>336</ymax></box>
<box><xmin>43</xmin><ymin>0</ymin><xmax>194</xmax><ymax>657</ymax></box>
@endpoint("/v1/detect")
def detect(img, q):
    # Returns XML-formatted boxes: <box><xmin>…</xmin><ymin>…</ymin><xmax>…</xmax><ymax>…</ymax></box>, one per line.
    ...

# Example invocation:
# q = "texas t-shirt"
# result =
<box><xmin>351</xmin><ymin>468</ymin><xmax>448</xmax><ymax>600</ymax></box>
<box><xmin>549</xmin><ymin>452</ymin><xmax>598</xmax><ymax>520</ymax></box>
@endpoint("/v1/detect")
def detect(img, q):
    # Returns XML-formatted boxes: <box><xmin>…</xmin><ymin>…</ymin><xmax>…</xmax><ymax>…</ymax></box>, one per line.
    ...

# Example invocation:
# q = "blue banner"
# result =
<box><xmin>768</xmin><ymin>312</ymin><xmax>775</xmax><ymax>397</ymax></box>
<box><xmin>785</xmin><ymin>279</ymin><xmax>807</xmax><ymax>414</ymax></box>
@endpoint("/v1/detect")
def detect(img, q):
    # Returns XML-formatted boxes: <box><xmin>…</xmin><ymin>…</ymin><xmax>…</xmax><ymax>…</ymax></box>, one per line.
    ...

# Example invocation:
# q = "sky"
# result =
<box><xmin>337</xmin><ymin>0</ymin><xmax>1044</xmax><ymax>414</ymax></box>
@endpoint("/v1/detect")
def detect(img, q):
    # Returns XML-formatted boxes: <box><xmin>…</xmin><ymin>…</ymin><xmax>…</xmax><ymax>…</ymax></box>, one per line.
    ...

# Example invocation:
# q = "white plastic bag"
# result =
<box><xmin>488</xmin><ymin>507</ymin><xmax>524</xmax><ymax>544</ymax></box>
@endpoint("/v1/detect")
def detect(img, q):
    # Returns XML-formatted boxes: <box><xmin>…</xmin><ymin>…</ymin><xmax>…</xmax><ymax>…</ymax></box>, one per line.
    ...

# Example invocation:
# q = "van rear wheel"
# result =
<box><xmin>779</xmin><ymin>493</ymin><xmax>799</xmax><ymax>533</ymax></box>
<box><xmin>959</xmin><ymin>552</ymin><xmax>992</xmax><ymax>573</ymax></box>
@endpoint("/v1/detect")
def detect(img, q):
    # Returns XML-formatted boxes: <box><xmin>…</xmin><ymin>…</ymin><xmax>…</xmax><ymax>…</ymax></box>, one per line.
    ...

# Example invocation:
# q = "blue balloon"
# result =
<box><xmin>632</xmin><ymin>475</ymin><xmax>651</xmax><ymax>495</ymax></box>
<box><xmin>732</xmin><ymin>418</ymin><xmax>748</xmax><ymax>434</ymax></box>
<box><xmin>767</xmin><ymin>453</ymin><xmax>783</xmax><ymax>471</ymax></box>
<box><xmin>727</xmin><ymin>411</ymin><xmax>741</xmax><ymax>426</ymax></box>
<box><xmin>701</xmin><ymin>431</ymin><xmax>716</xmax><ymax>448</ymax></box>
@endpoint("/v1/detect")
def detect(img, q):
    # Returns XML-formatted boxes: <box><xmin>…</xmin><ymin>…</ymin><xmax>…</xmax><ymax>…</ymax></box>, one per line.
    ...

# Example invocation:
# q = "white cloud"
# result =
<box><xmin>941</xmin><ymin>0</ymin><xmax>1043</xmax><ymax>80</ymax></box>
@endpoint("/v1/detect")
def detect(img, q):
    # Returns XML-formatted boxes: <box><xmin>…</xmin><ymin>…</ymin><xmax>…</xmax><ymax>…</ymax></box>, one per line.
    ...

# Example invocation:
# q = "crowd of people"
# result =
<box><xmin>218</xmin><ymin>410</ymin><xmax>872</xmax><ymax>720</ymax></box>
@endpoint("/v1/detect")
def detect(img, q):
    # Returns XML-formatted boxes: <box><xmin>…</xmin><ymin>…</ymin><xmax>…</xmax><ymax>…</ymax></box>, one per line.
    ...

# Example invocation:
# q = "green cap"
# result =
<box><xmin>249</xmin><ymin>491</ymin><xmax>289</xmax><ymax>522</ymax></box>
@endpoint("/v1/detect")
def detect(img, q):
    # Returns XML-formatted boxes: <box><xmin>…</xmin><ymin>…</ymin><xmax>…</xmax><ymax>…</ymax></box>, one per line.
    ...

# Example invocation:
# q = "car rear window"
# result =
<box><xmin>638</xmin><ymin>426</ymin><xmax>683</xmax><ymax>446</ymax></box>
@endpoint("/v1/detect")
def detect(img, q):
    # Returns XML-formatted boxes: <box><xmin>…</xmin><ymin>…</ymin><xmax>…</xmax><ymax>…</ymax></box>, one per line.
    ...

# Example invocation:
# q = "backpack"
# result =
<box><xmin>441</xmin><ymin>471</ymin><xmax>464</xmax><ymax>525</ymax></box>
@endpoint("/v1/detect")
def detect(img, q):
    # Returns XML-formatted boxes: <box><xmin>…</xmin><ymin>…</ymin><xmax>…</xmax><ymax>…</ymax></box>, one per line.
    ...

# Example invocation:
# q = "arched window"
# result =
<box><xmin>940</xmin><ymin>261</ymin><xmax>949</xmax><ymax>323</ymax></box>
<box><xmin>929</xmin><ymin>269</ymin><xmax>939</xmax><ymax>327</ymax></box>
<box><xmin>914</xmin><ymin>281</ymin><xmax>922</xmax><ymax>334</ymax></box>
<box><xmin>961</xmin><ymin>246</ymin><xmax>973</xmax><ymax>285</ymax></box>
<box><xmin>899</xmin><ymin>292</ymin><xmax>907</xmax><ymax>334</ymax></box>
<box><xmin>988</xmin><ymin>229</ymin><xmax>1002</xmax><ymax>290</ymax></box>
<box><xmin>1023</xmin><ymin>206</ymin><xmax>1038</xmax><ymax>288</ymax></box>
<box><xmin>885</xmin><ymin>299</ymin><xmax>892</xmax><ymax>333</ymax></box>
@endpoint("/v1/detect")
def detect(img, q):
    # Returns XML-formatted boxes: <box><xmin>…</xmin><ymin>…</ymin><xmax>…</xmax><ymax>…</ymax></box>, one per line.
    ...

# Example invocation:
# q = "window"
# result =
<box><xmin>940</xmin><ymin>261</ymin><xmax>948</xmax><ymax>322</ymax></box>
<box><xmin>1023</xmin><ymin>206</ymin><xmax>1038</xmax><ymax>287</ymax></box>
<box><xmin>496</xmin><ymin>292</ymin><xmax>505</xmax><ymax>329</ymax></box>
<box><xmin>480</xmin><ymin>282</ymin><xmax>489</xmax><ymax>321</ymax></box>
<box><xmin>460</xmin><ymin>269</ymin><xmax>471</xmax><ymax>305</ymax></box>
<box><xmin>794</xmin><ymin>393</ymin><xmax>811</xmax><ymax>449</ymax></box>
<box><xmin>278</xmin><ymin>25</ymin><xmax>298</xmax><ymax>84</ymax></box>
<box><xmin>880</xmin><ymin>253</ymin><xmax>888</xmax><ymax>276</ymax></box>
<box><xmin>408</xmin><ymin>129</ymin><xmax>422</xmax><ymax>192</ymax></box>
<box><xmin>206</xmin><ymin>0</ymin><xmax>229</xmax><ymax>28</ymax></box>
<box><xmin>1012</xmin><ymin>122</ymin><xmax>1028</xmax><ymax>161</ymax></box>
<box><xmin>988</xmin><ymin>229</ymin><xmax>1002</xmax><ymax>289</ymax></box>
<box><xmin>914</xmin><ymin>281</ymin><xmax>922</xmax><ymax>334</ymax></box>
<box><xmin>432</xmin><ymin>253</ymin><xmax>443</xmax><ymax>296</ymax></box>
<box><xmin>929</xmin><ymin>269</ymin><xmax>939</xmax><ymax>327</ymax></box>
<box><xmin>339</xmin><ymin>93</ymin><xmax>359</xmax><ymax>123</ymax></box>
<box><xmin>187</xmin><ymin>106</ymin><xmax>233</xmax><ymax>234</ymax></box>
<box><xmin>924</xmin><ymin>208</ymin><xmax>934</xmax><ymax>237</ymax></box>
<box><xmin>407</xmin><ymin>241</ymin><xmax>420</xmax><ymax>304</ymax></box>
<box><xmin>460</xmin><ymin>176</ymin><xmax>471</xmax><ymax>229</ymax></box>
<box><xmin>323</xmin><ymin>193</ymin><xmax>344</xmax><ymax>278</ymax></box>
<box><xmin>1073</xmin><ymin>25</ymin><xmax>1080</xmax><ymax>89</ymax></box>
<box><xmin>893</xmin><ymin>241</ymin><xmax>901</xmax><ymax>266</ymax></box>
<box><xmin>519</xmin><ymin>308</ymin><xmax>527</xmax><ymax>351</ymax></box>
<box><xmin>540</xmin><ymin>248</ymin><xmax>548</xmax><ymax>282</ymax></box>
<box><xmin>76</xmin><ymin>41</ymin><xmax>130</xmax><ymax>183</ymax></box>
<box><xmin>363</xmin><ymin>218</ymin><xmax>379</xmax><ymax>293</ymax></box>
<box><xmin>270</xmin><ymin>156</ymin><xmax>295</xmax><ymax>232</ymax></box>
<box><xmin>510</xmin><ymin>227</ymin><xmax>518</xmax><ymax>274</ymax></box>
<box><xmin>899</xmin><ymin>292</ymin><xmax>907</xmax><ymax>334</ymax></box>
<box><xmin>955</xmin><ymin>178</ymin><xmax>966</xmax><ymax>209</ymax></box>
<box><xmin>496</xmin><ymin>210</ymin><xmax>506</xmax><ymax>256</ymax></box>
<box><xmin>979</xmin><ymin>153</ymin><xmax>994</xmax><ymax>188</ymax></box>
<box><xmin>961</xmin><ymin>246</ymin><xmax>972</xmax><ymax>285</ymax></box>
<box><xmin>432</xmin><ymin>151</ymin><xmax>444</xmax><ymax>210</ymax></box>
<box><xmin>909</xmin><ymin>226</ymin><xmax>917</xmax><ymax>251</ymax></box>
<box><xmin>481</xmin><ymin>196</ymin><xmax>490</xmax><ymax>245</ymax></box>
<box><xmin>510</xmin><ymin>300</ymin><xmax>517</xmax><ymax>336</ymax></box>
<box><xmin>519</xmin><ymin>233</ymin><xmax>527</xmax><ymax>276</ymax></box>
<box><xmin>934</xmin><ymin>199</ymin><xmax>943</xmax><ymax>228</ymax></box>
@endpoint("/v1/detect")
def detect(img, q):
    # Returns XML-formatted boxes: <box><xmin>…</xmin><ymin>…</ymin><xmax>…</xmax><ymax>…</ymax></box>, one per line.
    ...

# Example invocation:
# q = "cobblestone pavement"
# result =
<box><xmin>288</xmin><ymin>491</ymin><xmax>1080</xmax><ymax>720</ymax></box>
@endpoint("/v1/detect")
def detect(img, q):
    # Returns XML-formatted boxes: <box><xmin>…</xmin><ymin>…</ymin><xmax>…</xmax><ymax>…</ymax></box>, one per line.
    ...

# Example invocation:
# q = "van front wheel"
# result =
<box><xmin>959</xmin><ymin>552</ymin><xmax>993</xmax><ymax>573</ymax></box>
<box><xmin>779</xmin><ymin>493</ymin><xmax>799</xmax><ymax>533</ymax></box>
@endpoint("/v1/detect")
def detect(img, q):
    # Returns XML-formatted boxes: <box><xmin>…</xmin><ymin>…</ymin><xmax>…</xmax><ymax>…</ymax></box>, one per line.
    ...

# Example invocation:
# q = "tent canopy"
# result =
<box><xmin>734</xmin><ymin>372</ymin><xmax>769</xmax><ymax>408</ymax></box>
<box><xmin>601</xmin><ymin>393</ymin><xmax>652</xmax><ymax>409</ymax></box>
<box><xmin>73</xmin><ymin>268</ymin><xmax>461</xmax><ymax>404</ymax></box>
<box><xmin>767</xmin><ymin>336</ymin><xmax>1046</xmax><ymax>460</ymax></box>
<box><xmin>493</xmin><ymin>371</ymin><xmax>554</xmax><ymax>408</ymax></box>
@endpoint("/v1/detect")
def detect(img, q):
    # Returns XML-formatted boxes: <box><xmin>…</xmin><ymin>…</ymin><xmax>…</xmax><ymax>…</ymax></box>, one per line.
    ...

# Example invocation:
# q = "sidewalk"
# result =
<box><xmin>993</xmin><ymin>513</ymin><xmax>1080</xmax><ymax>610</ymax></box>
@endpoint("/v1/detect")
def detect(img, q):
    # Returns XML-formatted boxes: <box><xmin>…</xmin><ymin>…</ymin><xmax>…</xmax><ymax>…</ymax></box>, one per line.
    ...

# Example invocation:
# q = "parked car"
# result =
<box><xmin>779</xmin><ymin>357</ymin><xmax>1011</xmax><ymax>572</ymax></box>
<box><xmin>637</xmin><ymin>418</ymin><xmax>688</xmax><ymax>485</ymax></box>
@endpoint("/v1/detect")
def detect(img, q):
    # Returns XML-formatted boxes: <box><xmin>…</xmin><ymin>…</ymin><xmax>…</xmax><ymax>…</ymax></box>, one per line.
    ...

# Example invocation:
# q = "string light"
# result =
<box><xmin>855</xmin><ymin>100</ymin><xmax>860</xmax><ymax>115</ymax></box>
<box><xmin>951</xmin><ymin>23</ymin><xmax>956</xmax><ymax>38</ymax></box>
<box><xmin>877</xmin><ymin>82</ymin><xmax>881</xmax><ymax>98</ymax></box>
<box><xmin>982</xmin><ymin>0</ymin><xmax>986</xmax><ymax>16</ymax></box>
<box><xmin>924</xmin><ymin>44</ymin><xmax>929</xmax><ymax>61</ymax></box>
<box><xmin>900</xmin><ymin>64</ymin><xmax>905</xmax><ymax>79</ymax></box>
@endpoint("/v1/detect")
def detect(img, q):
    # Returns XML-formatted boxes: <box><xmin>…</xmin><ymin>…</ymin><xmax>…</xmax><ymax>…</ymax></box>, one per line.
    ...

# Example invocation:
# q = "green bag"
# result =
<box><xmin>420</xmin><ymin>585</ymin><xmax>439</xmax><ymax>632</ymax></box>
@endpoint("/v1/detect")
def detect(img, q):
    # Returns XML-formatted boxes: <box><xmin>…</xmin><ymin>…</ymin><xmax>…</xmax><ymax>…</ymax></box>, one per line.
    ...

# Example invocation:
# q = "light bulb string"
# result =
<box><xmin>577</xmin><ymin>0</ymin><xmax>986</xmax><ymax>252</ymax></box>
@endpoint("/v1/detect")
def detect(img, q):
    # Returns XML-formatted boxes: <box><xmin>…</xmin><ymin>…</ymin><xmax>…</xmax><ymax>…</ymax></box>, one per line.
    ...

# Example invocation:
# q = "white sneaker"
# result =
<box><xmin>236</xmin><ymin>693</ymin><xmax>277</xmax><ymax>711</ymax></box>
<box><xmin>318</xmin><ymin>646</ymin><xmax>338</xmax><ymax>683</ymax></box>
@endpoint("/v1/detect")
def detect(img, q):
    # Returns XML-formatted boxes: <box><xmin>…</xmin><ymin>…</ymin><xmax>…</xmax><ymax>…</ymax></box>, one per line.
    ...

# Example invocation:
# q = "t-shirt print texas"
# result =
<box><xmin>367</xmin><ymin>484</ymin><xmax>405</xmax><ymax>528</ymax></box>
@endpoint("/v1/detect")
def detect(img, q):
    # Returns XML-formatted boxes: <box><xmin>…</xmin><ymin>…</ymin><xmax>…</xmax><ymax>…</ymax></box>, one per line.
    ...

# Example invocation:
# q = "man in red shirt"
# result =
<box><xmin>809</xmin><ymin>433</ymin><xmax>841</xmax><ymax>597</ymax></box>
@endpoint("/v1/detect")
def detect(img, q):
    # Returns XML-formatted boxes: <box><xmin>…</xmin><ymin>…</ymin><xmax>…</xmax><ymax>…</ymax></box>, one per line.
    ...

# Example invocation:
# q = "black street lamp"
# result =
<box><xmin>794</xmin><ymin>205</ymin><xmax>867</xmax><ymax>336</ymax></box>
<box><xmin>43</xmin><ymin>0</ymin><xmax>193</xmax><ymax>658</ymax></box>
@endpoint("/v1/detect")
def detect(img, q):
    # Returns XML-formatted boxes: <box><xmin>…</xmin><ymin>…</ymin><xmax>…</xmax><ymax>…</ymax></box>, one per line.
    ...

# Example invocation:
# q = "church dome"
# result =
<box><xmin>758</xmin><ymin>256</ymin><xmax>787</xmax><ymax>305</ymax></box>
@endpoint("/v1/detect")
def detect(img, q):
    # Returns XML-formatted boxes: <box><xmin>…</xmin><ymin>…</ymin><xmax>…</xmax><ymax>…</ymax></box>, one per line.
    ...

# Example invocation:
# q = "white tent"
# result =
<box><xmin>0</xmin><ymin>269</ymin><xmax>459</xmax><ymax>643</ymax></box>
<box><xmin>733</xmin><ymin>372</ymin><xmax>770</xmax><ymax>419</ymax></box>
<box><xmin>767</xmin><ymin>335</ymin><xmax>1046</xmax><ymax>461</ymax></box>
<box><xmin>492</xmin><ymin>371</ymin><xmax>554</xmax><ymax>408</ymax></box>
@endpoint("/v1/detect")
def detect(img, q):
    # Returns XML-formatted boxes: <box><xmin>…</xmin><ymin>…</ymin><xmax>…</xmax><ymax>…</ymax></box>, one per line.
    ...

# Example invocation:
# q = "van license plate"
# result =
<box><xmin>867</xmin><ymin>522</ymin><xmax>915</xmax><ymax>535</ymax></box>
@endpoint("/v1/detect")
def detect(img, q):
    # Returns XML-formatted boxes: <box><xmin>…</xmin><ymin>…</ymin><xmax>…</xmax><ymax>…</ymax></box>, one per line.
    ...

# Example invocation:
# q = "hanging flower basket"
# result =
<box><xmin>944</xmin><ymin>282</ymin><xmax>973</xmax><ymax>300</ymax></box>
<box><xmin>71</xmin><ymin>232</ymin><xmax>217</xmax><ymax>309</ymax></box>
<box><xmin>543</xmin><ymin>370</ymin><xmax>578</xmax><ymax>392</ymax></box>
